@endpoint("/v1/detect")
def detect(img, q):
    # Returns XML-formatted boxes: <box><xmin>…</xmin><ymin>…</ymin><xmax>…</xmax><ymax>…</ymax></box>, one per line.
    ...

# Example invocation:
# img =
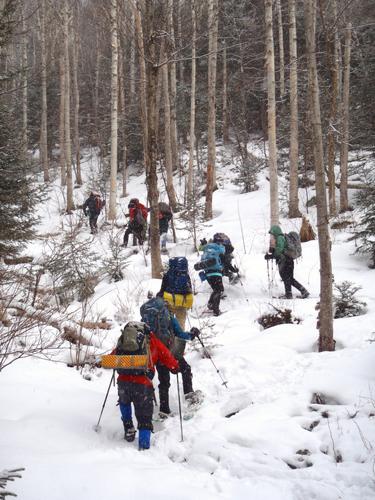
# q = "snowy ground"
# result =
<box><xmin>1</xmin><ymin>148</ymin><xmax>375</xmax><ymax>500</ymax></box>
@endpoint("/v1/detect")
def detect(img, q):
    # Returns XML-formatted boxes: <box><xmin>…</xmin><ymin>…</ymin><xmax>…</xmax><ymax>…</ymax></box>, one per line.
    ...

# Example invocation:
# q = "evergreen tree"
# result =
<box><xmin>353</xmin><ymin>165</ymin><xmax>375</xmax><ymax>268</ymax></box>
<box><xmin>0</xmin><ymin>0</ymin><xmax>38</xmax><ymax>258</ymax></box>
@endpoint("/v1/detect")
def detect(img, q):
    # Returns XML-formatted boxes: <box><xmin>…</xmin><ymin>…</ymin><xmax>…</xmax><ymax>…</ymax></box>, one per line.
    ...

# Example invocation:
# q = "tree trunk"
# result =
<box><xmin>94</xmin><ymin>32</ymin><xmax>100</xmax><ymax>144</ymax></box>
<box><xmin>59</xmin><ymin>48</ymin><xmax>66</xmax><ymax>186</ymax></box>
<box><xmin>177</xmin><ymin>0</ymin><xmax>184</xmax><ymax>85</ymax></box>
<box><xmin>288</xmin><ymin>0</ymin><xmax>301</xmax><ymax>218</ymax></box>
<box><xmin>339</xmin><ymin>22</ymin><xmax>352</xmax><ymax>213</ymax></box>
<box><xmin>119</xmin><ymin>40</ymin><xmax>127</xmax><ymax>198</ymax></box>
<box><xmin>205</xmin><ymin>0</ymin><xmax>218</xmax><ymax>220</ymax></box>
<box><xmin>304</xmin><ymin>0</ymin><xmax>334</xmax><ymax>352</ymax></box>
<box><xmin>21</xmin><ymin>7</ymin><xmax>28</xmax><ymax>162</ymax></box>
<box><xmin>168</xmin><ymin>0</ymin><xmax>179</xmax><ymax>172</ymax></box>
<box><xmin>108</xmin><ymin>0</ymin><xmax>119</xmax><ymax>221</ymax></box>
<box><xmin>265</xmin><ymin>0</ymin><xmax>279</xmax><ymax>225</ymax></box>
<box><xmin>144</xmin><ymin>1</ymin><xmax>162</xmax><ymax>278</ymax></box>
<box><xmin>39</xmin><ymin>0</ymin><xmax>49</xmax><ymax>182</ymax></box>
<box><xmin>162</xmin><ymin>50</ymin><xmax>178</xmax><ymax>210</ymax></box>
<box><xmin>63</xmin><ymin>2</ymin><xmax>74</xmax><ymax>212</ymax></box>
<box><xmin>133</xmin><ymin>3</ymin><xmax>148</xmax><ymax>170</ymax></box>
<box><xmin>72</xmin><ymin>18</ymin><xmax>82</xmax><ymax>186</ymax></box>
<box><xmin>222</xmin><ymin>39</ymin><xmax>229</xmax><ymax>144</ymax></box>
<box><xmin>129</xmin><ymin>11</ymin><xmax>136</xmax><ymax>97</ymax></box>
<box><xmin>187</xmin><ymin>0</ymin><xmax>196</xmax><ymax>200</ymax></box>
<box><xmin>276</xmin><ymin>0</ymin><xmax>285</xmax><ymax>100</ymax></box>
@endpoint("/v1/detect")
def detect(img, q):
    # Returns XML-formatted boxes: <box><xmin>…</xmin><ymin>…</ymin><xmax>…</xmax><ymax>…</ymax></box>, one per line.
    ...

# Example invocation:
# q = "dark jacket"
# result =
<box><xmin>83</xmin><ymin>193</ymin><xmax>104</xmax><ymax>216</ymax></box>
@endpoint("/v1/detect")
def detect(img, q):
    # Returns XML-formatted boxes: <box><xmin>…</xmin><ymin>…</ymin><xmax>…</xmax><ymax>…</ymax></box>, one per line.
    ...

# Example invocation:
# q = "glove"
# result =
<box><xmin>190</xmin><ymin>327</ymin><xmax>200</xmax><ymax>340</ymax></box>
<box><xmin>264</xmin><ymin>253</ymin><xmax>273</xmax><ymax>260</ymax></box>
<box><xmin>233</xmin><ymin>265</ymin><xmax>239</xmax><ymax>273</ymax></box>
<box><xmin>200</xmin><ymin>238</ymin><xmax>207</xmax><ymax>246</ymax></box>
<box><xmin>84</xmin><ymin>210</ymin><xmax>88</xmax><ymax>217</ymax></box>
<box><xmin>170</xmin><ymin>364</ymin><xmax>180</xmax><ymax>375</ymax></box>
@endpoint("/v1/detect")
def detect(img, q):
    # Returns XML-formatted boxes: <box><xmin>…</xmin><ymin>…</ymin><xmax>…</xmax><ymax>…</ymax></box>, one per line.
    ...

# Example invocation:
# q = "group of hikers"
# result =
<box><xmin>83</xmin><ymin>192</ymin><xmax>172</xmax><ymax>253</ymax></box>
<box><xmin>86</xmin><ymin>192</ymin><xmax>310</xmax><ymax>449</ymax></box>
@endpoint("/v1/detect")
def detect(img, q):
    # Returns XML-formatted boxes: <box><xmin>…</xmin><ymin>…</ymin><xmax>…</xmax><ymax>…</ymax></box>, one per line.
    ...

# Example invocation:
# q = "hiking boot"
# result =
<box><xmin>207</xmin><ymin>303</ymin><xmax>213</xmax><ymax>311</ymax></box>
<box><xmin>213</xmin><ymin>310</ymin><xmax>222</xmax><ymax>317</ymax></box>
<box><xmin>161</xmin><ymin>247</ymin><xmax>168</xmax><ymax>254</ymax></box>
<box><xmin>279</xmin><ymin>293</ymin><xmax>293</xmax><ymax>299</ymax></box>
<box><xmin>123</xmin><ymin>421</ymin><xmax>136</xmax><ymax>442</ymax></box>
<box><xmin>185</xmin><ymin>391</ymin><xmax>202</xmax><ymax>406</ymax></box>
<box><xmin>158</xmin><ymin>411</ymin><xmax>171</xmax><ymax>420</ymax></box>
<box><xmin>300</xmin><ymin>289</ymin><xmax>310</xmax><ymax>299</ymax></box>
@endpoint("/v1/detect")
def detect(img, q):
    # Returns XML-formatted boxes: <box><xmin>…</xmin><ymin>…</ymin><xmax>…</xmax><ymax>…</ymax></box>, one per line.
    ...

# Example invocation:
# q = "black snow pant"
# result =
<box><xmin>156</xmin><ymin>358</ymin><xmax>193</xmax><ymax>414</ymax></box>
<box><xmin>117</xmin><ymin>380</ymin><xmax>154</xmax><ymax>430</ymax></box>
<box><xmin>206</xmin><ymin>275</ymin><xmax>224</xmax><ymax>314</ymax></box>
<box><xmin>278</xmin><ymin>255</ymin><xmax>306</xmax><ymax>295</ymax></box>
<box><xmin>89</xmin><ymin>212</ymin><xmax>99</xmax><ymax>233</ymax></box>
<box><xmin>123</xmin><ymin>223</ymin><xmax>145</xmax><ymax>246</ymax></box>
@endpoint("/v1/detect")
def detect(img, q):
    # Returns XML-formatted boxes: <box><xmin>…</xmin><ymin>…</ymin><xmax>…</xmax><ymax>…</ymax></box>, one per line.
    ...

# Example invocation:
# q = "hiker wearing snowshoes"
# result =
<box><xmin>158</xmin><ymin>201</ymin><xmax>173</xmax><ymax>254</ymax></box>
<box><xmin>82</xmin><ymin>191</ymin><xmax>105</xmax><ymax>234</ymax></box>
<box><xmin>195</xmin><ymin>240</ymin><xmax>225</xmax><ymax>316</ymax></box>
<box><xmin>122</xmin><ymin>198</ymin><xmax>148</xmax><ymax>247</ymax></box>
<box><xmin>113</xmin><ymin>321</ymin><xmax>179</xmax><ymax>450</ymax></box>
<box><xmin>140</xmin><ymin>296</ymin><xmax>199</xmax><ymax>418</ymax></box>
<box><xmin>212</xmin><ymin>233</ymin><xmax>240</xmax><ymax>284</ymax></box>
<box><xmin>264</xmin><ymin>225</ymin><xmax>309</xmax><ymax>299</ymax></box>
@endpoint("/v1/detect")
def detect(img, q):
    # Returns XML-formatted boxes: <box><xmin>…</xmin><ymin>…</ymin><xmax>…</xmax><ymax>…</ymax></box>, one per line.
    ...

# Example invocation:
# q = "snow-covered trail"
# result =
<box><xmin>1</xmin><ymin>151</ymin><xmax>375</xmax><ymax>500</ymax></box>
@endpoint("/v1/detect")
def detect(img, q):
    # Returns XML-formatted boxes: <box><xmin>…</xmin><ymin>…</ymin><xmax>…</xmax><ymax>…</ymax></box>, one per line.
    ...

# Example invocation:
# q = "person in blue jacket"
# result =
<box><xmin>196</xmin><ymin>240</ymin><xmax>225</xmax><ymax>316</ymax></box>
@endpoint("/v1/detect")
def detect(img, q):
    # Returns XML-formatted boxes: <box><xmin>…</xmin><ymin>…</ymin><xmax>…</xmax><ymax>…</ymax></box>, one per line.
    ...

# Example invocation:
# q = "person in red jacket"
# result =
<box><xmin>114</xmin><ymin>323</ymin><xmax>179</xmax><ymax>450</ymax></box>
<box><xmin>122</xmin><ymin>198</ymin><xmax>149</xmax><ymax>247</ymax></box>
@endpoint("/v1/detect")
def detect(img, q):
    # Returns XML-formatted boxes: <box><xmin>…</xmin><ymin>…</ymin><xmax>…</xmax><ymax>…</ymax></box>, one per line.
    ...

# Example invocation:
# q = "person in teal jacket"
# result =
<box><xmin>265</xmin><ymin>225</ymin><xmax>309</xmax><ymax>299</ymax></box>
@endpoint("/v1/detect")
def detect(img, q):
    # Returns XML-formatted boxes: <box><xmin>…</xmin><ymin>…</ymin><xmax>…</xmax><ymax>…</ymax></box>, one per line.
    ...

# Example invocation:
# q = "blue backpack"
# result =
<box><xmin>201</xmin><ymin>243</ymin><xmax>224</xmax><ymax>273</ymax></box>
<box><xmin>140</xmin><ymin>297</ymin><xmax>172</xmax><ymax>347</ymax></box>
<box><xmin>165</xmin><ymin>257</ymin><xmax>191</xmax><ymax>295</ymax></box>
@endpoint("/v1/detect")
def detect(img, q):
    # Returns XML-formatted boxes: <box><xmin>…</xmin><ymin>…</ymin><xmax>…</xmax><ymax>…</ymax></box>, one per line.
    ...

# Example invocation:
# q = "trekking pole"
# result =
<box><xmin>237</xmin><ymin>200</ymin><xmax>247</xmax><ymax>254</ymax></box>
<box><xmin>176</xmin><ymin>373</ymin><xmax>184</xmax><ymax>442</ymax></box>
<box><xmin>94</xmin><ymin>371</ymin><xmax>115</xmax><ymax>432</ymax></box>
<box><xmin>267</xmin><ymin>260</ymin><xmax>271</xmax><ymax>296</ymax></box>
<box><xmin>196</xmin><ymin>334</ymin><xmax>228</xmax><ymax>388</ymax></box>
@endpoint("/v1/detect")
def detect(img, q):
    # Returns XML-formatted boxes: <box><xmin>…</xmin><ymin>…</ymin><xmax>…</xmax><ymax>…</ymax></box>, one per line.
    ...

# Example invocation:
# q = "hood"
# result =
<box><xmin>269</xmin><ymin>225</ymin><xmax>283</xmax><ymax>237</ymax></box>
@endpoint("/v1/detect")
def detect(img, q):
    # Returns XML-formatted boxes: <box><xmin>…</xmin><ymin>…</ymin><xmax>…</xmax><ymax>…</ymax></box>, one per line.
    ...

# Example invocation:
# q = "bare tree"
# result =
<box><xmin>71</xmin><ymin>9</ymin><xmax>82</xmax><ymax>186</ymax></box>
<box><xmin>288</xmin><ymin>0</ymin><xmax>301</xmax><ymax>218</ymax></box>
<box><xmin>304</xmin><ymin>0</ymin><xmax>334</xmax><ymax>352</ymax></box>
<box><xmin>276</xmin><ymin>0</ymin><xmax>285</xmax><ymax>100</ymax></box>
<box><xmin>222</xmin><ymin>39</ymin><xmax>229</xmax><ymax>144</ymax></box>
<box><xmin>205</xmin><ymin>0</ymin><xmax>218</xmax><ymax>220</ymax></box>
<box><xmin>265</xmin><ymin>0</ymin><xmax>279</xmax><ymax>225</ymax></box>
<box><xmin>187</xmin><ymin>0</ymin><xmax>196</xmax><ymax>200</ymax></box>
<box><xmin>21</xmin><ymin>5</ymin><xmax>28</xmax><ymax>162</ymax></box>
<box><xmin>339</xmin><ymin>22</ymin><xmax>352</xmax><ymax>213</ymax></box>
<box><xmin>59</xmin><ymin>43</ymin><xmax>66</xmax><ymax>187</ymax></box>
<box><xmin>108</xmin><ymin>0</ymin><xmax>119</xmax><ymax>221</ymax></box>
<box><xmin>39</xmin><ymin>0</ymin><xmax>49</xmax><ymax>182</ymax></box>
<box><xmin>168</xmin><ymin>0</ymin><xmax>179</xmax><ymax>171</ymax></box>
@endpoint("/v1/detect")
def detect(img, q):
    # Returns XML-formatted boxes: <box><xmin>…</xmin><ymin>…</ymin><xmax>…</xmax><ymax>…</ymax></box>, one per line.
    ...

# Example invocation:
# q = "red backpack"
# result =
<box><xmin>95</xmin><ymin>195</ymin><xmax>103</xmax><ymax>211</ymax></box>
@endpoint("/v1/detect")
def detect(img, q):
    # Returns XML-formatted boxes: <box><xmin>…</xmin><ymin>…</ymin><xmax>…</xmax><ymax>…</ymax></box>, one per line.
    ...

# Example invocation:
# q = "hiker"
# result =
<box><xmin>264</xmin><ymin>225</ymin><xmax>309</xmax><ymax>299</ymax></box>
<box><xmin>82</xmin><ymin>191</ymin><xmax>105</xmax><ymax>234</ymax></box>
<box><xmin>212</xmin><ymin>233</ymin><xmax>240</xmax><ymax>284</ymax></box>
<box><xmin>113</xmin><ymin>321</ymin><xmax>179</xmax><ymax>450</ymax></box>
<box><xmin>122</xmin><ymin>198</ymin><xmax>148</xmax><ymax>247</ymax></box>
<box><xmin>157</xmin><ymin>257</ymin><xmax>193</xmax><ymax>329</ymax></box>
<box><xmin>158</xmin><ymin>201</ymin><xmax>173</xmax><ymax>254</ymax></box>
<box><xmin>140</xmin><ymin>296</ymin><xmax>200</xmax><ymax>418</ymax></box>
<box><xmin>195</xmin><ymin>240</ymin><xmax>225</xmax><ymax>316</ymax></box>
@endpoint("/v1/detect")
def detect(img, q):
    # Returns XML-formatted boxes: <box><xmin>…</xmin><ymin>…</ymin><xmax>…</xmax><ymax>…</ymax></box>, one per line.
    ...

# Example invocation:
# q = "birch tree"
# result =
<box><xmin>63</xmin><ymin>1</ymin><xmax>74</xmax><ymax>212</ymax></box>
<box><xmin>59</xmin><ymin>45</ymin><xmax>66</xmax><ymax>187</ymax></box>
<box><xmin>168</xmin><ymin>0</ymin><xmax>179</xmax><ymax>171</ymax></box>
<box><xmin>265</xmin><ymin>0</ymin><xmax>279</xmax><ymax>225</ymax></box>
<box><xmin>39</xmin><ymin>0</ymin><xmax>49</xmax><ymax>182</ymax></box>
<box><xmin>222</xmin><ymin>39</ymin><xmax>229</xmax><ymax>144</ymax></box>
<box><xmin>205</xmin><ymin>0</ymin><xmax>218</xmax><ymax>220</ymax></box>
<box><xmin>108</xmin><ymin>0</ymin><xmax>119</xmax><ymax>221</ymax></box>
<box><xmin>276</xmin><ymin>0</ymin><xmax>285</xmax><ymax>100</ymax></box>
<box><xmin>288</xmin><ymin>0</ymin><xmax>301</xmax><ymax>217</ymax></box>
<box><xmin>304</xmin><ymin>0</ymin><xmax>334</xmax><ymax>352</ymax></box>
<box><xmin>187</xmin><ymin>0</ymin><xmax>196</xmax><ymax>200</ymax></box>
<box><xmin>339</xmin><ymin>22</ymin><xmax>352</xmax><ymax>213</ymax></box>
<box><xmin>71</xmin><ymin>12</ymin><xmax>82</xmax><ymax>186</ymax></box>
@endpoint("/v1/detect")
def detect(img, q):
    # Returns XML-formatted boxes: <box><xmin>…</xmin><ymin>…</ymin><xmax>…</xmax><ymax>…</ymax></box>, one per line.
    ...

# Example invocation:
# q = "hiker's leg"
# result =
<box><xmin>278</xmin><ymin>256</ymin><xmax>293</xmax><ymax>295</ymax></box>
<box><xmin>156</xmin><ymin>362</ymin><xmax>171</xmax><ymax>414</ymax></box>
<box><xmin>160</xmin><ymin>231</ymin><xmax>167</xmax><ymax>249</ymax></box>
<box><xmin>207</xmin><ymin>276</ymin><xmax>224</xmax><ymax>314</ymax></box>
<box><xmin>178</xmin><ymin>356</ymin><xmax>193</xmax><ymax>395</ymax></box>
<box><xmin>123</xmin><ymin>226</ymin><xmax>132</xmax><ymax>246</ymax></box>
<box><xmin>118</xmin><ymin>381</ymin><xmax>135</xmax><ymax>437</ymax></box>
<box><xmin>89</xmin><ymin>214</ymin><xmax>96</xmax><ymax>233</ymax></box>
<box><xmin>132</xmin><ymin>384</ymin><xmax>153</xmax><ymax>450</ymax></box>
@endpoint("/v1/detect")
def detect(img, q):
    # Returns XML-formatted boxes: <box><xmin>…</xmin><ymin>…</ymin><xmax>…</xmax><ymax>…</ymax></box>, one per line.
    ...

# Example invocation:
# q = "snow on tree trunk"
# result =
<box><xmin>304</xmin><ymin>0</ymin><xmax>334</xmax><ymax>352</ymax></box>
<box><xmin>205</xmin><ymin>0</ymin><xmax>218</xmax><ymax>220</ymax></box>
<box><xmin>265</xmin><ymin>0</ymin><xmax>279</xmax><ymax>226</ymax></box>
<box><xmin>288</xmin><ymin>0</ymin><xmax>301</xmax><ymax>218</ymax></box>
<box><xmin>108</xmin><ymin>0</ymin><xmax>119</xmax><ymax>221</ymax></box>
<box><xmin>339</xmin><ymin>22</ymin><xmax>352</xmax><ymax>213</ymax></box>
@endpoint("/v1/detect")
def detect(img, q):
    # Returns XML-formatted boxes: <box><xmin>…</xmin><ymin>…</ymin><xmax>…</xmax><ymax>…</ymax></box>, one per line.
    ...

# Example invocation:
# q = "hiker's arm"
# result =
<box><xmin>171</xmin><ymin>316</ymin><xmax>191</xmax><ymax>341</ymax></box>
<box><xmin>152</xmin><ymin>335</ymin><xmax>179</xmax><ymax>372</ymax></box>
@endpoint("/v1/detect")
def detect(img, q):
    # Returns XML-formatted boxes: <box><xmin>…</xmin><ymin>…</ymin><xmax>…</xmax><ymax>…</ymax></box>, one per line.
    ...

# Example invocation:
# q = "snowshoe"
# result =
<box><xmin>183</xmin><ymin>390</ymin><xmax>204</xmax><ymax>420</ymax></box>
<box><xmin>124</xmin><ymin>425</ymin><xmax>136</xmax><ymax>442</ymax></box>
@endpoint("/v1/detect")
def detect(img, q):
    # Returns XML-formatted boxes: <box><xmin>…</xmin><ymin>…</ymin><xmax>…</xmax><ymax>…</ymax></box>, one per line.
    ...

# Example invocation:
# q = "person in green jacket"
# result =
<box><xmin>264</xmin><ymin>225</ymin><xmax>309</xmax><ymax>299</ymax></box>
